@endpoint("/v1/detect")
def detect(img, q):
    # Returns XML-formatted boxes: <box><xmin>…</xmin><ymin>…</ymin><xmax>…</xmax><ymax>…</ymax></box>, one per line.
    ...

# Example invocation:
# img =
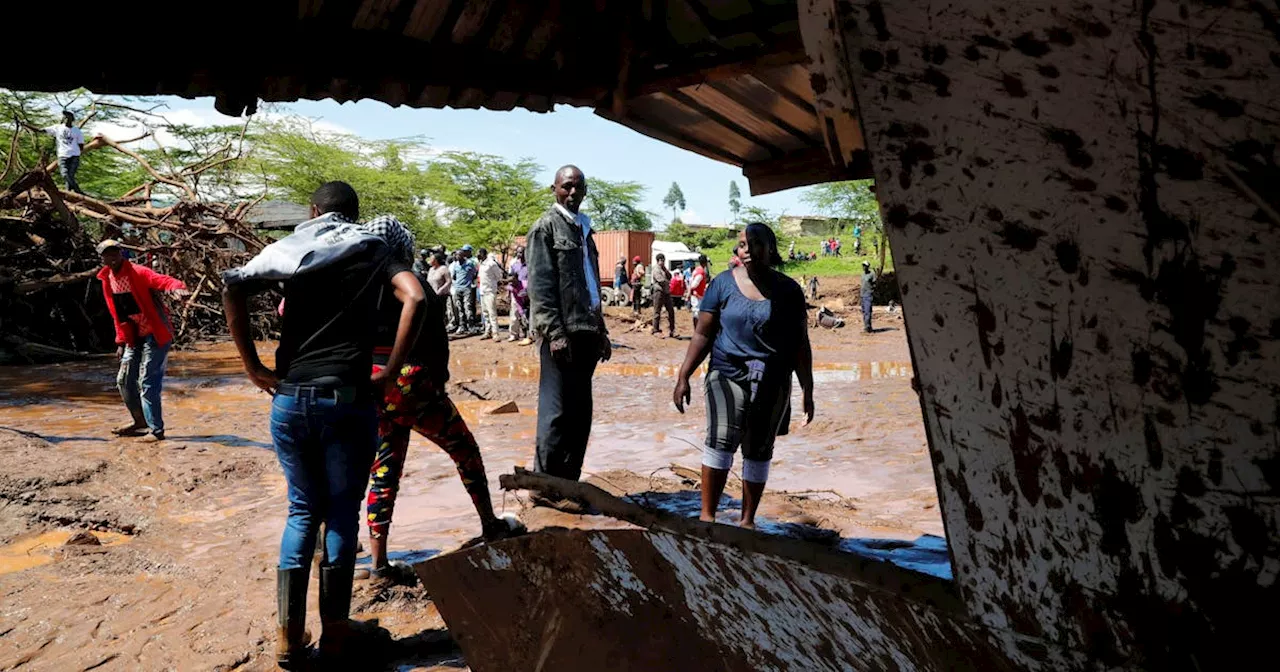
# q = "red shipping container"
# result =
<box><xmin>510</xmin><ymin>230</ymin><xmax>652</xmax><ymax>287</ymax></box>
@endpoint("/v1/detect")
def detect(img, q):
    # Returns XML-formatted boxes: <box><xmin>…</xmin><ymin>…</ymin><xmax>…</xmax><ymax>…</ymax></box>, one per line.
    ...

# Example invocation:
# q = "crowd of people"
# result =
<box><xmin>612</xmin><ymin>253</ymin><xmax>711</xmax><ymax>337</ymax></box>
<box><xmin>92</xmin><ymin>165</ymin><xmax>823</xmax><ymax>667</ymax></box>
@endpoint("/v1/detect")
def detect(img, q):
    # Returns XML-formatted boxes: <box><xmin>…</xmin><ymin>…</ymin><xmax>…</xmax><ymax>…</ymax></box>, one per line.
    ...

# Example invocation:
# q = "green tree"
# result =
<box><xmin>0</xmin><ymin>90</ymin><xmax>159</xmax><ymax>200</ymax></box>
<box><xmin>583</xmin><ymin>178</ymin><xmax>653</xmax><ymax>231</ymax></box>
<box><xmin>728</xmin><ymin>181</ymin><xmax>742</xmax><ymax>222</ymax></box>
<box><xmin>800</xmin><ymin>179</ymin><xmax>880</xmax><ymax>231</ymax></box>
<box><xmin>662</xmin><ymin>181</ymin><xmax>686</xmax><ymax>222</ymax></box>
<box><xmin>250</xmin><ymin>118</ymin><xmax>445</xmax><ymax>243</ymax></box>
<box><xmin>740</xmin><ymin>205</ymin><xmax>780</xmax><ymax>226</ymax></box>
<box><xmin>428</xmin><ymin>151</ymin><xmax>549</xmax><ymax>251</ymax></box>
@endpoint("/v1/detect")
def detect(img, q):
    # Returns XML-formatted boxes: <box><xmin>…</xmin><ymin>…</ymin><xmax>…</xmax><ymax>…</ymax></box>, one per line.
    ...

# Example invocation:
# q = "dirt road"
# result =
<box><xmin>0</xmin><ymin>282</ymin><xmax>938</xmax><ymax>671</ymax></box>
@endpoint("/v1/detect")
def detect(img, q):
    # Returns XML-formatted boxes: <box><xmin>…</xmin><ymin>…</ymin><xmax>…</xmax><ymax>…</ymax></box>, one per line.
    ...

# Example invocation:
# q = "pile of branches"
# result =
<box><xmin>0</xmin><ymin>135</ymin><xmax>278</xmax><ymax>362</ymax></box>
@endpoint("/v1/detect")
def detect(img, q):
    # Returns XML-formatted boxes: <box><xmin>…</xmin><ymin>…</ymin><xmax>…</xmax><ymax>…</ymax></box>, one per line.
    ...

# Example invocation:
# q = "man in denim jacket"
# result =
<box><xmin>526</xmin><ymin>165</ymin><xmax>611</xmax><ymax>482</ymax></box>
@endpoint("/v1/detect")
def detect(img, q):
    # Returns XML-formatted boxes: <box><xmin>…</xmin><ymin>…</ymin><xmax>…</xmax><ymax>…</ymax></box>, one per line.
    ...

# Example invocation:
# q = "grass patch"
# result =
<box><xmin>698</xmin><ymin>235</ymin><xmax>893</xmax><ymax>279</ymax></box>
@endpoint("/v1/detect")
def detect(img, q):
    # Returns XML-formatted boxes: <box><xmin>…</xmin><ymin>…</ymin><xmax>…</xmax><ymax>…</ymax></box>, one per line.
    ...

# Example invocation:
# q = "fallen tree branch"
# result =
<box><xmin>13</xmin><ymin>268</ymin><xmax>99</xmax><ymax>294</ymax></box>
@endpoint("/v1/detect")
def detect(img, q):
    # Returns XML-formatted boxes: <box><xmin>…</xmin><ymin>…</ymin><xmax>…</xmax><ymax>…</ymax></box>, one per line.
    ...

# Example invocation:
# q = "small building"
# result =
<box><xmin>242</xmin><ymin>200</ymin><xmax>311</xmax><ymax>231</ymax></box>
<box><xmin>779</xmin><ymin>215</ymin><xmax>848</xmax><ymax>237</ymax></box>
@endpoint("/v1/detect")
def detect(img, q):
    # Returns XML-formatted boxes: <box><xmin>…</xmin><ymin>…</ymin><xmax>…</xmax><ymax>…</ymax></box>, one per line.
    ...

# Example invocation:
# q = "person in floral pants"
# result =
<box><xmin>360</xmin><ymin>216</ymin><xmax>523</xmax><ymax>587</ymax></box>
<box><xmin>367</xmin><ymin>363</ymin><xmax>497</xmax><ymax>544</ymax></box>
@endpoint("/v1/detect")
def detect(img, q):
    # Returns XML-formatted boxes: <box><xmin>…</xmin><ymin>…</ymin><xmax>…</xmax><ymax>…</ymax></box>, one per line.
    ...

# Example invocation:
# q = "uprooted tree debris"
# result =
<box><xmin>0</xmin><ymin>132</ymin><xmax>277</xmax><ymax>363</ymax></box>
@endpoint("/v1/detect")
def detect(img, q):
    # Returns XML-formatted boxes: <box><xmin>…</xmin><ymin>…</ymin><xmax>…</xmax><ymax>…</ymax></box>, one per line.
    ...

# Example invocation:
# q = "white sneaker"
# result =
<box><xmin>506</xmin><ymin>335</ymin><xmax>517</xmax><ymax>342</ymax></box>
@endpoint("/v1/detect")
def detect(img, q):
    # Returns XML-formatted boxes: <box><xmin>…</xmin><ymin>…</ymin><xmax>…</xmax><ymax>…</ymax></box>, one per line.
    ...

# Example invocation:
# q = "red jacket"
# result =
<box><xmin>98</xmin><ymin>261</ymin><xmax>186</xmax><ymax>347</ymax></box>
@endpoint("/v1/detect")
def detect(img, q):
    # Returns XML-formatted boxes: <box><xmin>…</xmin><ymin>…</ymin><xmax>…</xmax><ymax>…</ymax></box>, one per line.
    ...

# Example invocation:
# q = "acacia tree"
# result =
<box><xmin>662</xmin><ymin>181</ymin><xmax>686</xmax><ymax>222</ymax></box>
<box><xmin>428</xmin><ymin>151</ymin><xmax>549</xmax><ymax>251</ymax></box>
<box><xmin>0</xmin><ymin>90</ymin><xmax>163</xmax><ymax>200</ymax></box>
<box><xmin>728</xmin><ymin>181</ymin><xmax>742</xmax><ymax>222</ymax></box>
<box><xmin>800</xmin><ymin>179</ymin><xmax>880</xmax><ymax>232</ymax></box>
<box><xmin>251</xmin><ymin>118</ymin><xmax>445</xmax><ymax>243</ymax></box>
<box><xmin>583</xmin><ymin>178</ymin><xmax>653</xmax><ymax>231</ymax></box>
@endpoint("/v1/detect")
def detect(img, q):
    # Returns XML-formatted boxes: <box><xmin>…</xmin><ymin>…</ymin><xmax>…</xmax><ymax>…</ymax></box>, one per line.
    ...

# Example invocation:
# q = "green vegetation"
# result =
<box><xmin>662</xmin><ymin>181</ymin><xmax>686</xmax><ymax>222</ymax></box>
<box><xmin>727</xmin><ymin>181</ymin><xmax>741</xmax><ymax>222</ymax></box>
<box><xmin>1</xmin><ymin>91</ymin><xmax>655</xmax><ymax>253</ymax></box>
<box><xmin>800</xmin><ymin>179</ymin><xmax>880</xmax><ymax>231</ymax></box>
<box><xmin>696</xmin><ymin>234</ymin><xmax>892</xmax><ymax>278</ymax></box>
<box><xmin>2</xmin><ymin>90</ymin><xmax>887</xmax><ymax>266</ymax></box>
<box><xmin>583</xmin><ymin>179</ymin><xmax>654</xmax><ymax>232</ymax></box>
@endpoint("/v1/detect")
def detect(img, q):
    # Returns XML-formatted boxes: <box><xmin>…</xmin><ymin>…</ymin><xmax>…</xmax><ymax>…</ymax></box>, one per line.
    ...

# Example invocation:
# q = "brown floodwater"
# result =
<box><xmin>0</xmin><ymin>333</ymin><xmax>939</xmax><ymax>556</ymax></box>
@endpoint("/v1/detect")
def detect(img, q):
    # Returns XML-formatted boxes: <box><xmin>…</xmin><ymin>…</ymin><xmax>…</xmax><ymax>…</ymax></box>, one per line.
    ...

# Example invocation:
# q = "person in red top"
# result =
<box><xmin>687</xmin><ymin>254</ymin><xmax>710</xmax><ymax>329</ymax></box>
<box><xmin>96</xmin><ymin>240</ymin><xmax>187</xmax><ymax>442</ymax></box>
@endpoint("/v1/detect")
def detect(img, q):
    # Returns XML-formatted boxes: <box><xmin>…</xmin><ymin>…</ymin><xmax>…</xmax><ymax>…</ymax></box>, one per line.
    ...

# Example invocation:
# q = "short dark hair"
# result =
<box><xmin>433</xmin><ymin>252</ymin><xmax>448</xmax><ymax>265</ymax></box>
<box><xmin>311</xmin><ymin>181</ymin><xmax>359</xmax><ymax>221</ymax></box>
<box><xmin>62</xmin><ymin>110</ymin><xmax>74</xmax><ymax>120</ymax></box>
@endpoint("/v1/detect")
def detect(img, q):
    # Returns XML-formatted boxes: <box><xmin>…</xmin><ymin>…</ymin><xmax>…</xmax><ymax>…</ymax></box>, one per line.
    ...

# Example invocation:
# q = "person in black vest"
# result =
<box><xmin>222</xmin><ymin>182</ymin><xmax>426</xmax><ymax>667</ymax></box>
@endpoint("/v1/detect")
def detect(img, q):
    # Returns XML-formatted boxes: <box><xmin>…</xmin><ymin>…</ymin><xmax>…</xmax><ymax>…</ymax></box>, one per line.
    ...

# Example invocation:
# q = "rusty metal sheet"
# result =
<box><xmin>420</xmin><ymin>528</ymin><xmax>1085</xmax><ymax>672</ymax></box>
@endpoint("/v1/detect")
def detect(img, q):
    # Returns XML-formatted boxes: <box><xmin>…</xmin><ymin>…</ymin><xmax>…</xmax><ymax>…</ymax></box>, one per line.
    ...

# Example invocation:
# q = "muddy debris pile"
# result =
<box><xmin>0</xmin><ymin>166</ymin><xmax>278</xmax><ymax>363</ymax></box>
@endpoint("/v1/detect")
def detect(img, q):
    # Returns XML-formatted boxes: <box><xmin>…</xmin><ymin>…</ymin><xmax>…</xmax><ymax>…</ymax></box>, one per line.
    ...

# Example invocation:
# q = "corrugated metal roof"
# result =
<box><xmin>4</xmin><ymin>0</ymin><xmax>869</xmax><ymax>194</ymax></box>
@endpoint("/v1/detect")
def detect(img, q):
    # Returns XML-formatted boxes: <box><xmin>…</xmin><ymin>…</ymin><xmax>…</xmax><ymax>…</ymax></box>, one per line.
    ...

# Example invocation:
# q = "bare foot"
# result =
<box><xmin>699</xmin><ymin>514</ymin><xmax>716</xmax><ymax>523</ymax></box>
<box><xmin>739</xmin><ymin>520</ymin><xmax>756</xmax><ymax>530</ymax></box>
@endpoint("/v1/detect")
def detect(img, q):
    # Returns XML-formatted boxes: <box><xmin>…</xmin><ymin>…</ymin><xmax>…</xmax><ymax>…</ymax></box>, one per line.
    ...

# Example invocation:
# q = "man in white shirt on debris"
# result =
<box><xmin>36</xmin><ymin>111</ymin><xmax>86</xmax><ymax>194</ymax></box>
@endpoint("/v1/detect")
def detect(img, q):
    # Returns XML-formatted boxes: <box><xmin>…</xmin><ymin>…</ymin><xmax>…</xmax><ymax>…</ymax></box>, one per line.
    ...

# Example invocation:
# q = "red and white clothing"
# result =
<box><xmin>97</xmin><ymin>261</ymin><xmax>186</xmax><ymax>347</ymax></box>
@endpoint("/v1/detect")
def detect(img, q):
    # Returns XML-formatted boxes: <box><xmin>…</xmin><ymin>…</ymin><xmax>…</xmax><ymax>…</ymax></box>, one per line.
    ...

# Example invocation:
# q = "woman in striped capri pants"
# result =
<box><xmin>672</xmin><ymin>223</ymin><xmax>815</xmax><ymax>528</ymax></box>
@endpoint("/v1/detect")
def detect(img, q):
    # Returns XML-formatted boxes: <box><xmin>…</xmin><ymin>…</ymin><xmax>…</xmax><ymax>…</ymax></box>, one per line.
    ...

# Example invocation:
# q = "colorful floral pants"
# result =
<box><xmin>366</xmin><ymin>365</ymin><xmax>489</xmax><ymax>539</ymax></box>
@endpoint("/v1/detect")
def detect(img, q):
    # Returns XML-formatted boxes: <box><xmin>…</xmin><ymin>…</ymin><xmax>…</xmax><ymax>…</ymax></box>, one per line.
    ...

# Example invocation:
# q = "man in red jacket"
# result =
<box><xmin>96</xmin><ymin>240</ymin><xmax>187</xmax><ymax>442</ymax></box>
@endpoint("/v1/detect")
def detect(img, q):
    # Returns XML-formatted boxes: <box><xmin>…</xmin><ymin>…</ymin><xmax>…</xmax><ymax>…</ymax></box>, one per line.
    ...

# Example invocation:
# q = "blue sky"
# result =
<box><xmin>132</xmin><ymin>96</ymin><xmax>815</xmax><ymax>227</ymax></box>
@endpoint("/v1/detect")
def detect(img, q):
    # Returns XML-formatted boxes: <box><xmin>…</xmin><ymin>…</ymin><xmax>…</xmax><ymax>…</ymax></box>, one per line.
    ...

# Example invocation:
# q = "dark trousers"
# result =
<box><xmin>862</xmin><ymin>294</ymin><xmax>873</xmax><ymax>332</ymax></box>
<box><xmin>652</xmin><ymin>290</ymin><xmax>674</xmax><ymax>335</ymax></box>
<box><xmin>534</xmin><ymin>333</ymin><xmax>600</xmax><ymax>481</ymax></box>
<box><xmin>58</xmin><ymin>155</ymin><xmax>82</xmax><ymax>194</ymax></box>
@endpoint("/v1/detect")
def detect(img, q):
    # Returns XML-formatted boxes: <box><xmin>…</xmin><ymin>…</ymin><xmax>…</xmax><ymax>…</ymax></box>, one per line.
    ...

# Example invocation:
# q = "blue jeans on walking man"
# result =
<box><xmin>270</xmin><ymin>389</ymin><xmax>378</xmax><ymax>569</ymax></box>
<box><xmin>117</xmin><ymin>335</ymin><xmax>170</xmax><ymax>435</ymax></box>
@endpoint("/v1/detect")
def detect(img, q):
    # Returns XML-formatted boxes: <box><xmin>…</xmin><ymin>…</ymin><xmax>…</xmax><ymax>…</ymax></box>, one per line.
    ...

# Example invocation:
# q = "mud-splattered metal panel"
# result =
<box><xmin>799</xmin><ymin>0</ymin><xmax>1280</xmax><ymax>666</ymax></box>
<box><xmin>420</xmin><ymin>528</ymin><xmax>1088</xmax><ymax>672</ymax></box>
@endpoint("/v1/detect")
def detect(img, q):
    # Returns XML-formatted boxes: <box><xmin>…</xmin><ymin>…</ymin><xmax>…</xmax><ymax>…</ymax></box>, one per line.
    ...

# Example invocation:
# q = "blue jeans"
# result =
<box><xmin>58</xmin><ymin>155</ymin><xmax>82</xmax><ymax>193</ymax></box>
<box><xmin>270</xmin><ymin>390</ymin><xmax>377</xmax><ymax>570</ymax></box>
<box><xmin>117</xmin><ymin>335</ymin><xmax>170</xmax><ymax>434</ymax></box>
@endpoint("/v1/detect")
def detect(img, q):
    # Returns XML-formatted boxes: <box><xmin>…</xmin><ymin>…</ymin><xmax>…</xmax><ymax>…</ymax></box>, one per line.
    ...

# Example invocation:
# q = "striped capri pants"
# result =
<box><xmin>702</xmin><ymin>368</ymin><xmax>792</xmax><ymax>484</ymax></box>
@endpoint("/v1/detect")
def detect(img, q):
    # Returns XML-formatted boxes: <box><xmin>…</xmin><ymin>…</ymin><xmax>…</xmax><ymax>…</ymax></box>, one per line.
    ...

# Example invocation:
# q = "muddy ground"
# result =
<box><xmin>0</xmin><ymin>277</ymin><xmax>940</xmax><ymax>671</ymax></box>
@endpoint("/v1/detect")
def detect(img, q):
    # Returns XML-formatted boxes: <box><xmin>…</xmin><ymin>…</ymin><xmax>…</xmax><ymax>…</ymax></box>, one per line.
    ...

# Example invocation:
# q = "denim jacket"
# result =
<box><xmin>526</xmin><ymin>206</ymin><xmax>606</xmax><ymax>343</ymax></box>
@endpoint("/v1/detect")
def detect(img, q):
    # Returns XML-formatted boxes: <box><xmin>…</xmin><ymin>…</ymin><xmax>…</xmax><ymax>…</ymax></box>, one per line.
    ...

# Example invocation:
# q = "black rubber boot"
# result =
<box><xmin>317</xmin><ymin>564</ymin><xmax>356</xmax><ymax>663</ymax></box>
<box><xmin>276</xmin><ymin>567</ymin><xmax>310</xmax><ymax>669</ymax></box>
